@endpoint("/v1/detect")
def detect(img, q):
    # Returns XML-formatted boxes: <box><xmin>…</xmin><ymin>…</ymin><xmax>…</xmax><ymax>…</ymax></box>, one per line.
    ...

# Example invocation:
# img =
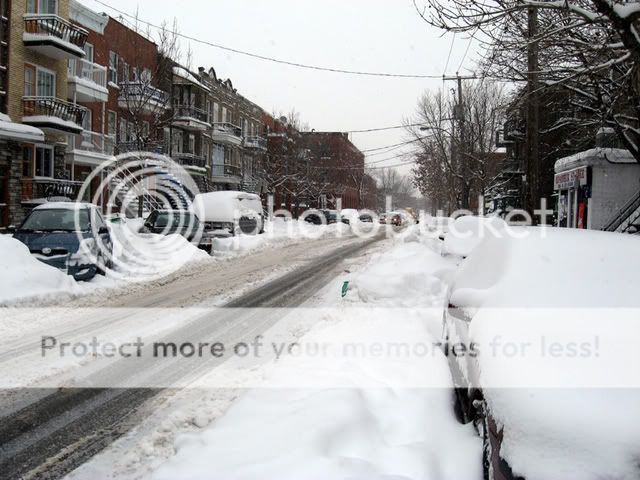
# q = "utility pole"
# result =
<box><xmin>443</xmin><ymin>74</ymin><xmax>477</xmax><ymax>210</ymax></box>
<box><xmin>526</xmin><ymin>7</ymin><xmax>540</xmax><ymax>220</ymax></box>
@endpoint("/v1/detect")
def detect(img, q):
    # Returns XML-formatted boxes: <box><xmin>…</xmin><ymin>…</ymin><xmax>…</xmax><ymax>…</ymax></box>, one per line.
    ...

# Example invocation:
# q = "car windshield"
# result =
<box><xmin>20</xmin><ymin>208</ymin><xmax>90</xmax><ymax>232</ymax></box>
<box><xmin>154</xmin><ymin>212</ymin><xmax>196</xmax><ymax>228</ymax></box>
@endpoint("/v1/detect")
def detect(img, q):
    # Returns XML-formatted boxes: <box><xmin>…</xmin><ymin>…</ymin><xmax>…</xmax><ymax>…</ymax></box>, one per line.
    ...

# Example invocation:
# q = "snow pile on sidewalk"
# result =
<box><xmin>151</xmin><ymin>237</ymin><xmax>481</xmax><ymax>480</ymax></box>
<box><xmin>0</xmin><ymin>235</ymin><xmax>79</xmax><ymax>305</ymax></box>
<box><xmin>109</xmin><ymin>221</ymin><xmax>211</xmax><ymax>282</ymax></box>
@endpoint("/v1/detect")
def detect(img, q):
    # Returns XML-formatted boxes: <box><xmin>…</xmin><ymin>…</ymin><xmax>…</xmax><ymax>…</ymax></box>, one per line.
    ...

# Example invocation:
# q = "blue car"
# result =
<box><xmin>13</xmin><ymin>202</ymin><xmax>113</xmax><ymax>281</ymax></box>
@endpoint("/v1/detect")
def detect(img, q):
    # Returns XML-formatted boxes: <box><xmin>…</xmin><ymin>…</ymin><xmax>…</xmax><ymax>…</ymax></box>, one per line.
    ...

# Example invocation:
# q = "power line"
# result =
<box><xmin>360</xmin><ymin>136</ymin><xmax>427</xmax><ymax>153</ymax></box>
<box><xmin>91</xmin><ymin>0</ymin><xmax>446</xmax><ymax>79</ymax></box>
<box><xmin>444</xmin><ymin>32</ymin><xmax>456</xmax><ymax>76</ymax></box>
<box><xmin>346</xmin><ymin>123</ymin><xmax>425</xmax><ymax>133</ymax></box>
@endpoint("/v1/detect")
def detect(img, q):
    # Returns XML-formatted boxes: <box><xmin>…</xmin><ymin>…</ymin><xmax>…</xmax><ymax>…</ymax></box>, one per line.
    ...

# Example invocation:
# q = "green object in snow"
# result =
<box><xmin>341</xmin><ymin>281</ymin><xmax>350</xmax><ymax>298</ymax></box>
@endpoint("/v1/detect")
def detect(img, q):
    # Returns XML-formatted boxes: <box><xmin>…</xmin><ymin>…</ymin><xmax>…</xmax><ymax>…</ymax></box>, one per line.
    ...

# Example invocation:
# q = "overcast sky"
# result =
<box><xmin>84</xmin><ymin>0</ymin><xmax>479</xmax><ymax>176</ymax></box>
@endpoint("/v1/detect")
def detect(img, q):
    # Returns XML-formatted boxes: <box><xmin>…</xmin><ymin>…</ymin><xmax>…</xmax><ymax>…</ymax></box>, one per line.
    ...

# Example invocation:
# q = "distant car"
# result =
<box><xmin>359</xmin><ymin>213</ymin><xmax>374</xmax><ymax>223</ymax></box>
<box><xmin>380</xmin><ymin>211</ymin><xmax>404</xmax><ymax>226</ymax></box>
<box><xmin>194</xmin><ymin>191</ymin><xmax>264</xmax><ymax>236</ymax></box>
<box><xmin>304</xmin><ymin>209</ymin><xmax>349</xmax><ymax>225</ymax></box>
<box><xmin>12</xmin><ymin>202</ymin><xmax>112</xmax><ymax>281</ymax></box>
<box><xmin>140</xmin><ymin>209</ymin><xmax>214</xmax><ymax>252</ymax></box>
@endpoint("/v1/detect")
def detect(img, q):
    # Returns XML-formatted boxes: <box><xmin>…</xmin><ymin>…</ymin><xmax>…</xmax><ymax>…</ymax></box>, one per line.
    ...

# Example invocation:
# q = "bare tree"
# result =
<box><xmin>414</xmin><ymin>0</ymin><xmax>640</xmax><ymax>162</ymax></box>
<box><xmin>115</xmin><ymin>16</ymin><xmax>182</xmax><ymax>153</ymax></box>
<box><xmin>406</xmin><ymin>80</ymin><xmax>506</xmax><ymax>211</ymax></box>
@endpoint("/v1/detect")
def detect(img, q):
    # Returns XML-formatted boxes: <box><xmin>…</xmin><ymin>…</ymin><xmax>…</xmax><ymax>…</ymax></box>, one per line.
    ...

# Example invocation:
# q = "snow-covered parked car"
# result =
<box><xmin>442</xmin><ymin>215</ymin><xmax>507</xmax><ymax>258</ymax></box>
<box><xmin>11</xmin><ymin>202</ymin><xmax>113</xmax><ymax>281</ymax></box>
<box><xmin>193</xmin><ymin>191</ymin><xmax>264</xmax><ymax>237</ymax></box>
<box><xmin>443</xmin><ymin>227</ymin><xmax>640</xmax><ymax>479</ymax></box>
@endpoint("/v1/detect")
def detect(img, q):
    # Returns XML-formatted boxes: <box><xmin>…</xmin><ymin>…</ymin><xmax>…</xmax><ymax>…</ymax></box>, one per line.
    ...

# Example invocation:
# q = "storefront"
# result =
<box><xmin>554</xmin><ymin>165</ymin><xmax>590</xmax><ymax>229</ymax></box>
<box><xmin>554</xmin><ymin>148</ymin><xmax>640</xmax><ymax>230</ymax></box>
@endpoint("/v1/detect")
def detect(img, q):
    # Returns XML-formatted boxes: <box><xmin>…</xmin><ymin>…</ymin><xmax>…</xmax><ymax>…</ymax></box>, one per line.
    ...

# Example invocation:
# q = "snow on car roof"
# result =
<box><xmin>450</xmin><ymin>226</ymin><xmax>640</xmax><ymax>308</ymax></box>
<box><xmin>33</xmin><ymin>202</ymin><xmax>96</xmax><ymax>210</ymax></box>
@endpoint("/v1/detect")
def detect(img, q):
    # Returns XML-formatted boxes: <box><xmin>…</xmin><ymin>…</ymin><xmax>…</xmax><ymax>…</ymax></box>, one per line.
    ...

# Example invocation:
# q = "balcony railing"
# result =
<box><xmin>68</xmin><ymin>58</ymin><xmax>107</xmax><ymax>89</ymax></box>
<box><xmin>68</xmin><ymin>131</ymin><xmax>115</xmax><ymax>156</ymax></box>
<box><xmin>212</xmin><ymin>163</ymin><xmax>241</xmax><ymax>177</ymax></box>
<box><xmin>116</xmin><ymin>141</ymin><xmax>167</xmax><ymax>155</ymax></box>
<box><xmin>22</xmin><ymin>177</ymin><xmax>84</xmax><ymax>201</ymax></box>
<box><xmin>212</xmin><ymin>122</ymin><xmax>242</xmax><ymax>138</ymax></box>
<box><xmin>173</xmin><ymin>104</ymin><xmax>209</xmax><ymax>124</ymax></box>
<box><xmin>119</xmin><ymin>82</ymin><xmax>169</xmax><ymax>108</ymax></box>
<box><xmin>244</xmin><ymin>136</ymin><xmax>267</xmax><ymax>150</ymax></box>
<box><xmin>24</xmin><ymin>14</ymin><xmax>88</xmax><ymax>50</ymax></box>
<box><xmin>23</xmin><ymin>96</ymin><xmax>86</xmax><ymax>129</ymax></box>
<box><xmin>174</xmin><ymin>152</ymin><xmax>206</xmax><ymax>169</ymax></box>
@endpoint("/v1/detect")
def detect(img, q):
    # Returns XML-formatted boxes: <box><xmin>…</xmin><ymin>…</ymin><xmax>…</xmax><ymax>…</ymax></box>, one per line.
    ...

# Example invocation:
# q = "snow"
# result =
<box><xmin>22</xmin><ymin>115</ymin><xmax>81</xmax><ymax>132</ymax></box>
<box><xmin>442</xmin><ymin>215</ymin><xmax>507</xmax><ymax>257</ymax></box>
<box><xmin>554</xmin><ymin>147</ymin><xmax>637</xmax><ymax>172</ymax></box>
<box><xmin>22</xmin><ymin>32</ymin><xmax>86</xmax><ymax>57</ymax></box>
<box><xmin>193</xmin><ymin>190</ymin><xmax>262</xmax><ymax>222</ymax></box>
<box><xmin>449</xmin><ymin>227</ymin><xmax>640</xmax><ymax>479</ymax></box>
<box><xmin>0</xmin><ymin>115</ymin><xmax>45</xmax><ymax>142</ymax></box>
<box><xmin>146</xmin><ymin>230</ymin><xmax>481</xmax><ymax>480</ymax></box>
<box><xmin>0</xmin><ymin>235</ymin><xmax>78</xmax><ymax>304</ymax></box>
<box><xmin>172</xmin><ymin>66</ymin><xmax>211</xmax><ymax>92</ymax></box>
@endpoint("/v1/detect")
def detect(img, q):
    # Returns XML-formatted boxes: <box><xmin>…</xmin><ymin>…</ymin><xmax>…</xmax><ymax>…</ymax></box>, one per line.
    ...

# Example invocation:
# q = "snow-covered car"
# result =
<box><xmin>442</xmin><ymin>215</ymin><xmax>507</xmax><ymax>258</ymax></box>
<box><xmin>193</xmin><ymin>191</ymin><xmax>264</xmax><ymax>236</ymax></box>
<box><xmin>12</xmin><ymin>202</ymin><xmax>113</xmax><ymax>281</ymax></box>
<box><xmin>443</xmin><ymin>227</ymin><xmax>640</xmax><ymax>479</ymax></box>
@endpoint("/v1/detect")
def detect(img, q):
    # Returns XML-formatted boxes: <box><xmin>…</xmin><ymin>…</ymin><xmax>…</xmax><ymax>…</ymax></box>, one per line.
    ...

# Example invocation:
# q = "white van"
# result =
<box><xmin>193</xmin><ymin>191</ymin><xmax>264</xmax><ymax>236</ymax></box>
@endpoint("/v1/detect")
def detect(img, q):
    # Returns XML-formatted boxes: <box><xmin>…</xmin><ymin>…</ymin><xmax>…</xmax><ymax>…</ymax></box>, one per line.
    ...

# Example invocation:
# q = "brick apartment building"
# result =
<box><xmin>300</xmin><ymin>131</ymin><xmax>369</xmax><ymax>210</ymax></box>
<box><xmin>0</xmin><ymin>0</ymin><xmax>371</xmax><ymax>230</ymax></box>
<box><xmin>1</xmin><ymin>0</ymin><xmax>88</xmax><ymax>229</ymax></box>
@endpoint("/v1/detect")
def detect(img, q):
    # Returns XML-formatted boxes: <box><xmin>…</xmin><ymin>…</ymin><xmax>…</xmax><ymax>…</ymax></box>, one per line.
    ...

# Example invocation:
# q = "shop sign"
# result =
<box><xmin>554</xmin><ymin>166</ymin><xmax>588</xmax><ymax>190</ymax></box>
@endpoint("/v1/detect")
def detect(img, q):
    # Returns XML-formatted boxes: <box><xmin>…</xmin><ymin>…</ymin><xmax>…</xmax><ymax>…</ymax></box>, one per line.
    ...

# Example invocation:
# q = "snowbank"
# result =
<box><xmin>0</xmin><ymin>235</ymin><xmax>78</xmax><ymax>305</ymax></box>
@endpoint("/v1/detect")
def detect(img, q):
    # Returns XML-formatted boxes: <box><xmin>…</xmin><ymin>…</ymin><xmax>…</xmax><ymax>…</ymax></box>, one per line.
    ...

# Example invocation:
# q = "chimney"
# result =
<box><xmin>596</xmin><ymin>127</ymin><xmax>622</xmax><ymax>148</ymax></box>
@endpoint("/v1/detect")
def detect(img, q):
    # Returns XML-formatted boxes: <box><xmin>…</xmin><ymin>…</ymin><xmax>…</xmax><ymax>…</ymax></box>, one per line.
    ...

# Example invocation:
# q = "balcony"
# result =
<box><xmin>172</xmin><ymin>104</ymin><xmax>211</xmax><ymax>131</ymax></box>
<box><xmin>118</xmin><ymin>82</ymin><xmax>169</xmax><ymax>114</ymax></box>
<box><xmin>174</xmin><ymin>152</ymin><xmax>207</xmax><ymax>170</ymax></box>
<box><xmin>211</xmin><ymin>122</ymin><xmax>242</xmax><ymax>146</ymax></box>
<box><xmin>22</xmin><ymin>177</ymin><xmax>84</xmax><ymax>203</ymax></box>
<box><xmin>66</xmin><ymin>131</ymin><xmax>115</xmax><ymax>166</ymax></box>
<box><xmin>243</xmin><ymin>136</ymin><xmax>267</xmax><ymax>151</ymax></box>
<box><xmin>211</xmin><ymin>163</ymin><xmax>242</xmax><ymax>184</ymax></box>
<box><xmin>22</xmin><ymin>96</ymin><xmax>85</xmax><ymax>134</ymax></box>
<box><xmin>68</xmin><ymin>58</ymin><xmax>108</xmax><ymax>102</ymax></box>
<box><xmin>23</xmin><ymin>14</ymin><xmax>88</xmax><ymax>60</ymax></box>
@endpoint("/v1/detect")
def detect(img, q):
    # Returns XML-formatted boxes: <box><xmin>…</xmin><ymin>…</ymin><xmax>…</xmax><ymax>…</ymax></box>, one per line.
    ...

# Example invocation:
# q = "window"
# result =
<box><xmin>213</xmin><ymin>102</ymin><xmax>218</xmax><ymax>123</ymax></box>
<box><xmin>34</xmin><ymin>145</ymin><xmax>53</xmax><ymax>178</ymax></box>
<box><xmin>132</xmin><ymin>67</ymin><xmax>139</xmax><ymax>82</ymax></box>
<box><xmin>37</xmin><ymin>68</ymin><xmax>55</xmax><ymax>97</ymax></box>
<box><xmin>119</xmin><ymin>119</ymin><xmax>126</xmax><ymax>143</ymax></box>
<box><xmin>172</xmin><ymin>130</ymin><xmax>183</xmax><ymax>154</ymax></box>
<box><xmin>142</xmin><ymin>68</ymin><xmax>151</xmax><ymax>83</ymax></box>
<box><xmin>142</xmin><ymin>121</ymin><xmax>150</xmax><ymax>139</ymax></box>
<box><xmin>127</xmin><ymin>121</ymin><xmax>134</xmax><ymax>142</ymax></box>
<box><xmin>107</xmin><ymin>111</ymin><xmax>117</xmax><ymax>137</ymax></box>
<box><xmin>82</xmin><ymin>109</ymin><xmax>92</xmax><ymax>132</ymax></box>
<box><xmin>121</xmin><ymin>62</ymin><xmax>129</xmax><ymax>83</ymax></box>
<box><xmin>188</xmin><ymin>134</ymin><xmax>195</xmax><ymax>154</ymax></box>
<box><xmin>22</xmin><ymin>146</ymin><xmax>34</xmax><ymax>177</ymax></box>
<box><xmin>26</xmin><ymin>0</ymin><xmax>57</xmax><ymax>14</ymax></box>
<box><xmin>24</xmin><ymin>65</ymin><xmax>36</xmax><ymax>96</ymax></box>
<box><xmin>83</xmin><ymin>43</ymin><xmax>94</xmax><ymax>63</ymax></box>
<box><xmin>222</xmin><ymin>106</ymin><xmax>227</xmax><ymax>123</ymax></box>
<box><xmin>108</xmin><ymin>51</ymin><xmax>118</xmax><ymax>84</ymax></box>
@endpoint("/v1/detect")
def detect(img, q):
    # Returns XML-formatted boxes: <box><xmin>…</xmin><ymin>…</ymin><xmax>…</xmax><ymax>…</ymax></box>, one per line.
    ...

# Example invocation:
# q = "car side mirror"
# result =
<box><xmin>98</xmin><ymin>226</ymin><xmax>110</xmax><ymax>234</ymax></box>
<box><xmin>6</xmin><ymin>225</ymin><xmax>16</xmax><ymax>234</ymax></box>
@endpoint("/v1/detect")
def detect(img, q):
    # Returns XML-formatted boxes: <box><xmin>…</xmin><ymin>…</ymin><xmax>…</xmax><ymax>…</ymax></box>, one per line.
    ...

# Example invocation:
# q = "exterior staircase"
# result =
<box><xmin>602</xmin><ymin>190</ymin><xmax>640</xmax><ymax>233</ymax></box>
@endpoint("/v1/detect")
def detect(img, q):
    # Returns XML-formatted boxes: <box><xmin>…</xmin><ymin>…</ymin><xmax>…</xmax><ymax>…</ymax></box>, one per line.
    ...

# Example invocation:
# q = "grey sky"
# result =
<box><xmin>84</xmin><ymin>0</ymin><xmax>479</xmax><ymax>176</ymax></box>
